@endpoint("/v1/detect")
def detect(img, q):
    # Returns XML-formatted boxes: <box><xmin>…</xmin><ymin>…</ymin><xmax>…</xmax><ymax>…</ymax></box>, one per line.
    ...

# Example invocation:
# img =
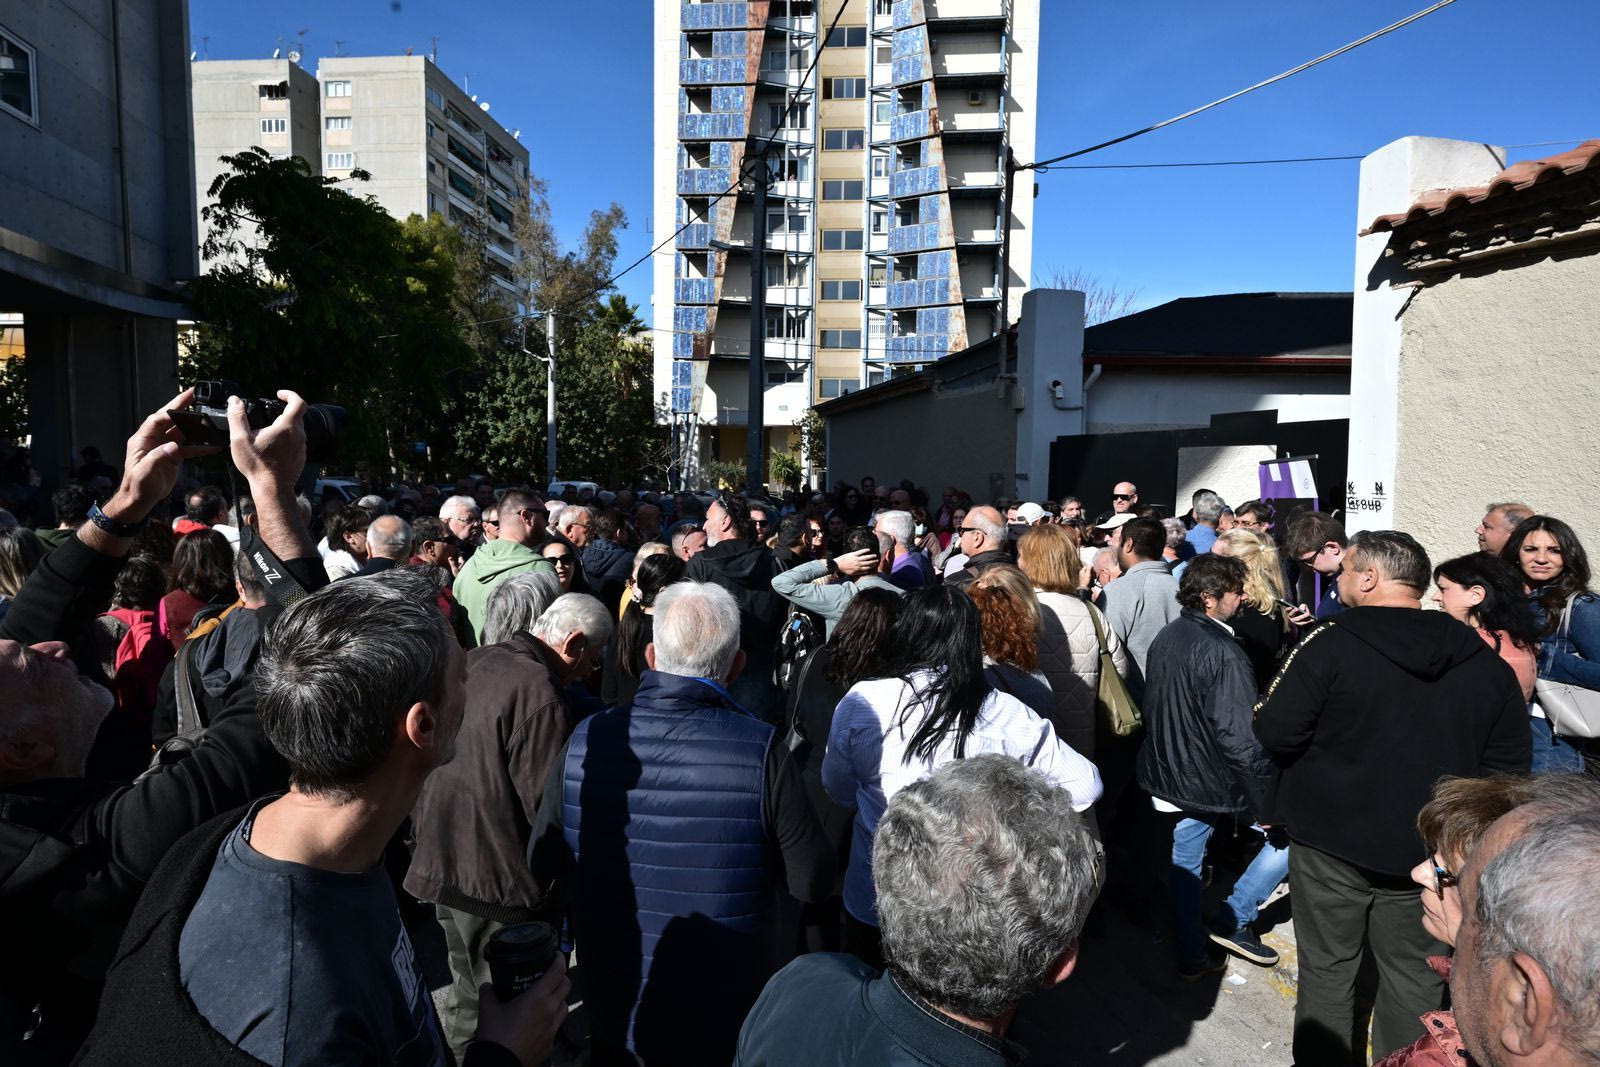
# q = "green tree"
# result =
<box><xmin>188</xmin><ymin>148</ymin><xmax>472</xmax><ymax>472</ymax></box>
<box><xmin>0</xmin><ymin>355</ymin><xmax>25</xmax><ymax>446</ymax></box>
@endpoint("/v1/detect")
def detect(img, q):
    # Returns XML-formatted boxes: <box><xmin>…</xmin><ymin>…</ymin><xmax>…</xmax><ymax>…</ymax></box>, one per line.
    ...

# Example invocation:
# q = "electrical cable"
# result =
<box><xmin>1021</xmin><ymin>0</ymin><xmax>1462</xmax><ymax>172</ymax></box>
<box><xmin>1035</xmin><ymin>139</ymin><xmax>1584</xmax><ymax>171</ymax></box>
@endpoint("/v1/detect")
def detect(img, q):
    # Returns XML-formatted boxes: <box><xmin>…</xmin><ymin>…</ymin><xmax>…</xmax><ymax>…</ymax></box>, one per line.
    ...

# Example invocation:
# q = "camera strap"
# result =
<box><xmin>227</xmin><ymin>462</ymin><xmax>312</xmax><ymax>609</ymax></box>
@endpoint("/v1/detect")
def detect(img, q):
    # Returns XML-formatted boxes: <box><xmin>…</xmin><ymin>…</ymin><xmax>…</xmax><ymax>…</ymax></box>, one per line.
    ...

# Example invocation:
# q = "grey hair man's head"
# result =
<box><xmin>650</xmin><ymin>581</ymin><xmax>742</xmax><ymax>682</ymax></box>
<box><xmin>873</xmin><ymin>754</ymin><xmax>1099</xmax><ymax>1023</ymax></box>
<box><xmin>367</xmin><ymin>515</ymin><xmax>413</xmax><ymax>561</ymax></box>
<box><xmin>1193</xmin><ymin>490</ymin><xmax>1224</xmax><ymax>525</ymax></box>
<box><xmin>877</xmin><ymin>510</ymin><xmax>914</xmax><ymax>550</ymax></box>
<box><xmin>481</xmin><ymin>571</ymin><xmax>565</xmax><ymax>646</ymax></box>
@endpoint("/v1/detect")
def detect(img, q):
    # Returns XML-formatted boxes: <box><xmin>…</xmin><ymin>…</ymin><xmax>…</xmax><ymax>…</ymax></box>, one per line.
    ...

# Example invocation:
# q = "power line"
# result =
<box><xmin>1021</xmin><ymin>0</ymin><xmax>1462</xmax><ymax>172</ymax></box>
<box><xmin>1037</xmin><ymin>140</ymin><xmax>1584</xmax><ymax>170</ymax></box>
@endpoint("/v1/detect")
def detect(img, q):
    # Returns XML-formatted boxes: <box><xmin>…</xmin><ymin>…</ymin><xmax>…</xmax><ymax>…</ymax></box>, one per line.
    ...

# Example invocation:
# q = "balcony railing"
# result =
<box><xmin>889</xmin><ymin>165</ymin><xmax>943</xmax><ymax>197</ymax></box>
<box><xmin>675</xmin><ymin>277</ymin><xmax>715</xmax><ymax>304</ymax></box>
<box><xmin>889</xmin><ymin>108</ymin><xmax>934</xmax><ymax>140</ymax></box>
<box><xmin>887</xmin><ymin>222</ymin><xmax>941</xmax><ymax>253</ymax></box>
<box><xmin>892</xmin><ymin>54</ymin><xmax>926</xmax><ymax>85</ymax></box>
<box><xmin>887</xmin><ymin>278</ymin><xmax>954</xmax><ymax>308</ymax></box>
<box><xmin>892</xmin><ymin>0</ymin><xmax>918</xmax><ymax>29</ymax></box>
<box><xmin>676</xmin><ymin>222</ymin><xmax>714</xmax><ymax>249</ymax></box>
<box><xmin>677</xmin><ymin>167</ymin><xmax>731</xmax><ymax>194</ymax></box>
<box><xmin>886</xmin><ymin>333</ymin><xmax>949</xmax><ymax>361</ymax></box>
<box><xmin>682</xmin><ymin>1</ymin><xmax>749</xmax><ymax>30</ymax></box>
<box><xmin>679</xmin><ymin>112</ymin><xmax>748</xmax><ymax>140</ymax></box>
<box><xmin>681</xmin><ymin>57</ymin><xmax>747</xmax><ymax>84</ymax></box>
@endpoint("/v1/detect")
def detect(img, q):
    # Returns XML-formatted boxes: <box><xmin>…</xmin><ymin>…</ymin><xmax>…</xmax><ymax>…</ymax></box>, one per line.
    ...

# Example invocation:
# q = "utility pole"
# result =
<box><xmin>544</xmin><ymin>311</ymin><xmax>558</xmax><ymax>485</ymax></box>
<box><xmin>746</xmin><ymin>151</ymin><xmax>770</xmax><ymax>498</ymax></box>
<box><xmin>998</xmin><ymin>147</ymin><xmax>1017</xmax><ymax>372</ymax></box>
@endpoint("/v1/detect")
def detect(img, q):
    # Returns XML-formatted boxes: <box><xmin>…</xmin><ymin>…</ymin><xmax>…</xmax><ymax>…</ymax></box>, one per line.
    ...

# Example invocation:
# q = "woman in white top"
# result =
<box><xmin>822</xmin><ymin>585</ymin><xmax>1103</xmax><ymax>965</ymax></box>
<box><xmin>1016</xmin><ymin>524</ymin><xmax>1127</xmax><ymax>761</ymax></box>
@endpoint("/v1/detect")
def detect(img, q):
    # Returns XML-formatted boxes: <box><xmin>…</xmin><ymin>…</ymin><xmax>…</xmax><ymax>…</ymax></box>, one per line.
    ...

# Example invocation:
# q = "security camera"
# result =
<box><xmin>1049</xmin><ymin>379</ymin><xmax>1065</xmax><ymax>402</ymax></box>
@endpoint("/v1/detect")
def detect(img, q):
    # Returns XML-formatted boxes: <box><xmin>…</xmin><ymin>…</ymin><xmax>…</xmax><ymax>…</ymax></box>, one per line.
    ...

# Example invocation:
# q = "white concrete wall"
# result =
<box><xmin>1086</xmin><ymin>370</ymin><xmax>1351</xmax><ymax>433</ymax></box>
<box><xmin>1346</xmin><ymin>137</ymin><xmax>1506</xmax><ymax>531</ymax></box>
<box><xmin>1004</xmin><ymin>0</ymin><xmax>1039</xmax><ymax>326</ymax></box>
<box><xmin>1392</xmin><ymin>250</ymin><xmax>1600</xmax><ymax>566</ymax></box>
<box><xmin>652</xmin><ymin>0</ymin><xmax>683</xmax><ymax>430</ymax></box>
<box><xmin>1015</xmin><ymin>289</ymin><xmax>1084</xmax><ymax>497</ymax></box>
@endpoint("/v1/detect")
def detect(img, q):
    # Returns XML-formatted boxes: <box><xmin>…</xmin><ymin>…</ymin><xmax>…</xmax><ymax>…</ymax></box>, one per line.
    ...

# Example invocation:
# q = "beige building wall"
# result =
<box><xmin>1392</xmin><ymin>251</ymin><xmax>1600</xmax><ymax>565</ymax></box>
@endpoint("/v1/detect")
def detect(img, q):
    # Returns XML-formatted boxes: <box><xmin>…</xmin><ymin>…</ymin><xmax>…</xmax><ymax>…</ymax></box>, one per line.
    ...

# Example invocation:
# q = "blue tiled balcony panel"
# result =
<box><xmin>682</xmin><ymin>2</ymin><xmax>748</xmax><ymax>30</ymax></box>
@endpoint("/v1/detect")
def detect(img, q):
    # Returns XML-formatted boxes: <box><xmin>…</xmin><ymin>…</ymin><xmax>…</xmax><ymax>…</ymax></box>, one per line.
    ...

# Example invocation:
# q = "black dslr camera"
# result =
<box><xmin>170</xmin><ymin>380</ymin><xmax>346</xmax><ymax>463</ymax></box>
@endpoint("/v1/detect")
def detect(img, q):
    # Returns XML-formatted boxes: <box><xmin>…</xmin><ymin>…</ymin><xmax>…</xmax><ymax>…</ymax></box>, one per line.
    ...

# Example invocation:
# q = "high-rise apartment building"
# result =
<box><xmin>190</xmin><ymin>54</ymin><xmax>529</xmax><ymax>299</ymax></box>
<box><xmin>191</xmin><ymin>58</ymin><xmax>322</xmax><ymax>264</ymax></box>
<box><xmin>316</xmin><ymin>55</ymin><xmax>529</xmax><ymax>298</ymax></box>
<box><xmin>653</xmin><ymin>0</ymin><xmax>1038</xmax><ymax>479</ymax></box>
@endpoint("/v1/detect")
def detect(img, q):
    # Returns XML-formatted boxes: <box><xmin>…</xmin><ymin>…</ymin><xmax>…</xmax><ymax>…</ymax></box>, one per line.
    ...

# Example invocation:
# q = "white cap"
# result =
<box><xmin>1015</xmin><ymin>502</ymin><xmax>1048</xmax><ymax>525</ymax></box>
<box><xmin>1095</xmin><ymin>512</ymin><xmax>1138</xmax><ymax>531</ymax></box>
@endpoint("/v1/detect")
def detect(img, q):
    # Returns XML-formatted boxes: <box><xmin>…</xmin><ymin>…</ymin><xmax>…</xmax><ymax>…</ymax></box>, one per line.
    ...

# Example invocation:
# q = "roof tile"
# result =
<box><xmin>1362</xmin><ymin>139</ymin><xmax>1600</xmax><ymax>235</ymax></box>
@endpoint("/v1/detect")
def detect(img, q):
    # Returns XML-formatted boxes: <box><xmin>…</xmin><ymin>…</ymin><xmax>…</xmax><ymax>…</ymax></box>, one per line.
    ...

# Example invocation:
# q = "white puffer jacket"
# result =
<box><xmin>1035</xmin><ymin>589</ymin><xmax>1128</xmax><ymax>759</ymax></box>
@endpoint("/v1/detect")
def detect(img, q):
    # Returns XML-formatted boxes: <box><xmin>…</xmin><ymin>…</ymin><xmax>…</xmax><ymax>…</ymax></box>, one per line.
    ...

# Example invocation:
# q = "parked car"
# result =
<box><xmin>313</xmin><ymin>478</ymin><xmax>363</xmax><ymax>504</ymax></box>
<box><xmin>547</xmin><ymin>480</ymin><xmax>599</xmax><ymax>499</ymax></box>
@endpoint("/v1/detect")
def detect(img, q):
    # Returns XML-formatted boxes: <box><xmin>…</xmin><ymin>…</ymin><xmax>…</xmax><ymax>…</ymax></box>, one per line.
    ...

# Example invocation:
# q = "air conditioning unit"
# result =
<box><xmin>967</xmin><ymin>90</ymin><xmax>985</xmax><ymax>106</ymax></box>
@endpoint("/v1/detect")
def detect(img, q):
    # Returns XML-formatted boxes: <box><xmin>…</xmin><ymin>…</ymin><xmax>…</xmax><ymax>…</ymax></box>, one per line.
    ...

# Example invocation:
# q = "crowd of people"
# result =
<box><xmin>1</xmin><ymin>391</ymin><xmax>1597</xmax><ymax>1067</ymax></box>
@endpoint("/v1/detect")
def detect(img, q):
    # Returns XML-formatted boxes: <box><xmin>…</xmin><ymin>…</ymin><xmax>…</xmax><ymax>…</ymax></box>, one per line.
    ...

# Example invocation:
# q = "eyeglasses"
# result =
<box><xmin>752</xmin><ymin>517</ymin><xmax>771</xmax><ymax>527</ymax></box>
<box><xmin>1112</xmin><ymin>494</ymin><xmax>1133</xmax><ymax>502</ymax></box>
<box><xmin>483</xmin><ymin>519</ymin><xmax>500</xmax><ymax>528</ymax></box>
<box><xmin>546</xmin><ymin>553</ymin><xmax>574</xmax><ymax>565</ymax></box>
<box><xmin>957</xmin><ymin>526</ymin><xmax>982</xmax><ymax>536</ymax></box>
<box><xmin>1431</xmin><ymin>857</ymin><xmax>1458</xmax><ymax>899</ymax></box>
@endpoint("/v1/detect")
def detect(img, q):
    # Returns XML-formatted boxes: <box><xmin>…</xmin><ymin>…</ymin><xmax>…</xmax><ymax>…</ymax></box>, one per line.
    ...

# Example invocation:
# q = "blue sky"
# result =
<box><xmin>190</xmin><ymin>0</ymin><xmax>1599</xmax><ymax>319</ymax></box>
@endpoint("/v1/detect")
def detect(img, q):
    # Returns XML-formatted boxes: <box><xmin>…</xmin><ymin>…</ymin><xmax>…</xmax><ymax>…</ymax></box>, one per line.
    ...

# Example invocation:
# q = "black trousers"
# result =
<box><xmin>1288</xmin><ymin>842</ymin><xmax>1446</xmax><ymax>1065</ymax></box>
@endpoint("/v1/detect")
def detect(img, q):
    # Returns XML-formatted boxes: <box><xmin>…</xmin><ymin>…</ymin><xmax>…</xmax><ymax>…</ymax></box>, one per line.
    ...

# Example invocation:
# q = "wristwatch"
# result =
<box><xmin>86</xmin><ymin>501</ymin><xmax>149</xmax><ymax>537</ymax></box>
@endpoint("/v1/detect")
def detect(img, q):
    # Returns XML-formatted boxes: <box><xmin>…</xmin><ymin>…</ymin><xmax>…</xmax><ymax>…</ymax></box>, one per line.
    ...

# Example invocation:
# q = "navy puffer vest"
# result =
<box><xmin>561</xmin><ymin>670</ymin><xmax>775</xmax><ymax>1063</ymax></box>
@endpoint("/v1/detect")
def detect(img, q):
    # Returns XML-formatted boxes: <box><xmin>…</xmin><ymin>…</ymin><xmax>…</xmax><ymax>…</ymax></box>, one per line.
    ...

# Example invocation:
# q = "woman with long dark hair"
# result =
<box><xmin>783</xmin><ymin>587</ymin><xmax>903</xmax><ymax>953</ymax></box>
<box><xmin>159</xmin><ymin>529</ymin><xmax>235</xmax><ymax>646</ymax></box>
<box><xmin>1432</xmin><ymin>553</ymin><xmax>1540</xmax><ymax>703</ymax></box>
<box><xmin>602</xmin><ymin>551</ymin><xmax>686</xmax><ymax>708</ymax></box>
<box><xmin>821</xmin><ymin>584</ymin><xmax>1102</xmax><ymax>966</ymax></box>
<box><xmin>1500</xmin><ymin>515</ymin><xmax>1598</xmax><ymax>771</ymax></box>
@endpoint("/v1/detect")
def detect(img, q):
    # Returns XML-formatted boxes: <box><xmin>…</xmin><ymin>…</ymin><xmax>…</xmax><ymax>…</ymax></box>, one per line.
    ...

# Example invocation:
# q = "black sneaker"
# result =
<box><xmin>1209</xmin><ymin>925</ymin><xmax>1279</xmax><ymax>966</ymax></box>
<box><xmin>1178</xmin><ymin>950</ymin><xmax>1228</xmax><ymax>983</ymax></box>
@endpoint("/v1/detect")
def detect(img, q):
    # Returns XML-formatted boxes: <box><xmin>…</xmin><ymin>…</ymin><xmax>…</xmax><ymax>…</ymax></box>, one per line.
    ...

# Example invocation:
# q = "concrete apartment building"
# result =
<box><xmin>191</xmin><ymin>58</ymin><xmax>321</xmax><ymax>265</ymax></box>
<box><xmin>0</xmin><ymin>1</ymin><xmax>196</xmax><ymax>485</ymax></box>
<box><xmin>653</xmin><ymin>0</ymin><xmax>1039</xmax><ymax>481</ymax></box>
<box><xmin>317</xmin><ymin>55</ymin><xmax>529</xmax><ymax>297</ymax></box>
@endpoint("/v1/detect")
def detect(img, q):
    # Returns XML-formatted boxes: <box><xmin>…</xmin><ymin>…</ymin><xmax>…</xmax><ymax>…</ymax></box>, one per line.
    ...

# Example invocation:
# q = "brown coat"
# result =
<box><xmin>405</xmin><ymin>634</ymin><xmax>576</xmax><ymax>923</ymax></box>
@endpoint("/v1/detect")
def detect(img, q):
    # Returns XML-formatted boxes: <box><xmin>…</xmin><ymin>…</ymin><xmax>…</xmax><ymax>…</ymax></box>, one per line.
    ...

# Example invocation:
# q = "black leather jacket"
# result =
<box><xmin>1136</xmin><ymin>610</ymin><xmax>1276</xmax><ymax>819</ymax></box>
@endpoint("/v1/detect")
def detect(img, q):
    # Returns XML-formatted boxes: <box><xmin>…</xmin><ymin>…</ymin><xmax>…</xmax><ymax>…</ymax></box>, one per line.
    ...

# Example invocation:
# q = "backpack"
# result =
<box><xmin>95</xmin><ymin>608</ymin><xmax>174</xmax><ymax>717</ymax></box>
<box><xmin>773</xmin><ymin>607</ymin><xmax>823</xmax><ymax>691</ymax></box>
<box><xmin>138</xmin><ymin>638</ymin><xmax>210</xmax><ymax>781</ymax></box>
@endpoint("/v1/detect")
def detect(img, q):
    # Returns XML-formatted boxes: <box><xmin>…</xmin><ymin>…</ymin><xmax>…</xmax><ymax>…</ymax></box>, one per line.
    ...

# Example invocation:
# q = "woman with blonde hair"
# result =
<box><xmin>1016</xmin><ymin>523</ymin><xmax>1126</xmax><ymax>759</ymax></box>
<box><xmin>1210</xmin><ymin>528</ymin><xmax>1291</xmax><ymax>692</ymax></box>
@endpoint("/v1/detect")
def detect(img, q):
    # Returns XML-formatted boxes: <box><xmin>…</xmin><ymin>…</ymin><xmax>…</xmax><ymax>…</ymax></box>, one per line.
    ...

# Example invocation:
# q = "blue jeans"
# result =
<box><xmin>1170</xmin><ymin>814</ymin><xmax>1291</xmax><ymax>965</ymax></box>
<box><xmin>1530</xmin><ymin>714</ymin><xmax>1586</xmax><ymax>773</ymax></box>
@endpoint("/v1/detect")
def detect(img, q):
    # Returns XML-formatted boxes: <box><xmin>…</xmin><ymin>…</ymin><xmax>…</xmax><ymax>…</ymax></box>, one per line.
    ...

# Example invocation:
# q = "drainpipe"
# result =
<box><xmin>109</xmin><ymin>0</ymin><xmax>135</xmax><ymax>275</ymax></box>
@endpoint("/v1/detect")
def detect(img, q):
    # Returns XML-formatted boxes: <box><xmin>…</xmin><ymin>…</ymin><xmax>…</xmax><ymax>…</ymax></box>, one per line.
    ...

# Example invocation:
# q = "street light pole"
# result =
<box><xmin>544</xmin><ymin>310</ymin><xmax>558</xmax><ymax>484</ymax></box>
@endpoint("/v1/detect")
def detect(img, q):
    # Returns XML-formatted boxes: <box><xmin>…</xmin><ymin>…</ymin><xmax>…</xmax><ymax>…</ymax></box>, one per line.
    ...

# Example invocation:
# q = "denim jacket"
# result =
<box><xmin>1533</xmin><ymin>591</ymin><xmax>1600</xmax><ymax>690</ymax></box>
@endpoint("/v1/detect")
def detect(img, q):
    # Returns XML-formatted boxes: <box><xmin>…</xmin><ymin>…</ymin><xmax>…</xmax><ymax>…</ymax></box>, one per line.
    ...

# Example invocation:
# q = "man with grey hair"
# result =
<box><xmin>1255</xmin><ymin>529</ymin><xmax>1531</xmax><ymax>1063</ymax></box>
<box><xmin>532</xmin><ymin>581</ymin><xmax>833</xmax><ymax>1066</ymax></box>
<box><xmin>1475</xmin><ymin>501</ymin><xmax>1533</xmax><ymax>555</ymax></box>
<box><xmin>478</xmin><ymin>570</ymin><xmax>564</xmax><ymax>647</ymax></box>
<box><xmin>83</xmin><ymin>569</ymin><xmax>570</xmax><ymax>1067</ymax></box>
<box><xmin>736</xmin><ymin>755</ymin><xmax>1099</xmax><ymax>1064</ymax></box>
<box><xmin>407</xmin><ymin>590</ymin><xmax>609</xmax><ymax>1059</ymax></box>
<box><xmin>1451</xmin><ymin>800</ymin><xmax>1600</xmax><ymax>1067</ymax></box>
<box><xmin>945</xmin><ymin>505</ymin><xmax>1009</xmax><ymax>589</ymax></box>
<box><xmin>877</xmin><ymin>509</ymin><xmax>929</xmax><ymax>590</ymax></box>
<box><xmin>1185</xmin><ymin>489</ymin><xmax>1224</xmax><ymax>555</ymax></box>
<box><xmin>439</xmin><ymin>494</ymin><xmax>483</xmax><ymax>547</ymax></box>
<box><xmin>350</xmin><ymin>514</ymin><xmax>411</xmax><ymax>577</ymax></box>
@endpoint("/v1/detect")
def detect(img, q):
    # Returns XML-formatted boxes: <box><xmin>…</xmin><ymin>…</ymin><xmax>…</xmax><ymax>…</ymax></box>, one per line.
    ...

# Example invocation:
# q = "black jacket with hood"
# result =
<box><xmin>1137</xmin><ymin>610</ymin><xmax>1276</xmax><ymax>820</ymax></box>
<box><xmin>1253</xmin><ymin>606</ymin><xmax>1531</xmax><ymax>877</ymax></box>
<box><xmin>685</xmin><ymin>538</ymin><xmax>784</xmax><ymax>717</ymax></box>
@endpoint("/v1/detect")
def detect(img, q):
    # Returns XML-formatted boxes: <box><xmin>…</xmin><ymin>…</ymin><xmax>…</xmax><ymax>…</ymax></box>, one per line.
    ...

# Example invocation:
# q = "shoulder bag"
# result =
<box><xmin>1088</xmin><ymin>604</ymin><xmax>1141</xmax><ymax>737</ymax></box>
<box><xmin>1533</xmin><ymin>592</ymin><xmax>1600</xmax><ymax>739</ymax></box>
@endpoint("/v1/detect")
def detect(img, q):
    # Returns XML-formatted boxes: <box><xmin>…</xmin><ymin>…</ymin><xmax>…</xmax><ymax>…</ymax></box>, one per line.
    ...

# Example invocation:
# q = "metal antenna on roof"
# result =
<box><xmin>430</xmin><ymin>36</ymin><xmax>439</xmax><ymax>63</ymax></box>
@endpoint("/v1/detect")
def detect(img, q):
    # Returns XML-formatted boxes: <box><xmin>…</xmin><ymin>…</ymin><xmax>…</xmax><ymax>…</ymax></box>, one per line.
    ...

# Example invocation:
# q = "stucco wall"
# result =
<box><xmin>827</xmin><ymin>383</ymin><xmax>1016</xmax><ymax>499</ymax></box>
<box><xmin>1087</xmin><ymin>369</ymin><xmax>1351</xmax><ymax>433</ymax></box>
<box><xmin>1393</xmin><ymin>249</ymin><xmax>1600</xmax><ymax>566</ymax></box>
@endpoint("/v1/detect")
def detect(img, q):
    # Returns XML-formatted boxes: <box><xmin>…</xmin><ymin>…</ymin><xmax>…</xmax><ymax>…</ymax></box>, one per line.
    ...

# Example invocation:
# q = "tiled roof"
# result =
<box><xmin>1363</xmin><ymin>139</ymin><xmax>1600</xmax><ymax>234</ymax></box>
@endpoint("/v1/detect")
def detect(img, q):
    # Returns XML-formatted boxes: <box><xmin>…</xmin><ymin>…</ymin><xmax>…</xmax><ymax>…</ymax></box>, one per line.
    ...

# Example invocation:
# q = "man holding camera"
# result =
<box><xmin>79</xmin><ymin>393</ymin><xmax>568</xmax><ymax>1066</ymax></box>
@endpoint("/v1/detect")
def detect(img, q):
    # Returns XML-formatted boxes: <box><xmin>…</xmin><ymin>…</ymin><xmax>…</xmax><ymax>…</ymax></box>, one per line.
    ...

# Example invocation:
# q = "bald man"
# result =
<box><xmin>945</xmin><ymin>505</ymin><xmax>1009</xmax><ymax>590</ymax></box>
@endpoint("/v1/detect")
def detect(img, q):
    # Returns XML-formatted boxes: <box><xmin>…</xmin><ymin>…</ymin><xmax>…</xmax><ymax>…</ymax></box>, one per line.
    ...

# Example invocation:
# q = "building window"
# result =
<box><xmin>825</xmin><ymin>26</ymin><xmax>868</xmax><ymax>48</ymax></box>
<box><xmin>765</xmin><ymin>310</ymin><xmax>810</xmax><ymax>339</ymax></box>
<box><xmin>426</xmin><ymin>86</ymin><xmax>445</xmax><ymax>110</ymax></box>
<box><xmin>871</xmin><ymin>155</ymin><xmax>890</xmax><ymax>177</ymax></box>
<box><xmin>821</xmin><ymin>329</ymin><xmax>863</xmax><ymax>349</ymax></box>
<box><xmin>766</xmin><ymin>366</ymin><xmax>805</xmax><ymax>386</ymax></box>
<box><xmin>821</xmin><ymin>279</ymin><xmax>863</xmax><ymax>301</ymax></box>
<box><xmin>766</xmin><ymin>206</ymin><xmax>810</xmax><ymax>234</ymax></box>
<box><xmin>874</xmin><ymin>100</ymin><xmax>893</xmax><ymax>124</ymax></box>
<box><xmin>765</xmin><ymin>45</ymin><xmax>810</xmax><ymax>70</ymax></box>
<box><xmin>870</xmin><ymin>207</ymin><xmax>888</xmax><ymax>234</ymax></box>
<box><xmin>257</xmin><ymin>80</ymin><xmax>288</xmax><ymax>102</ymax></box>
<box><xmin>325</xmin><ymin>80</ymin><xmax>351</xmax><ymax>98</ymax></box>
<box><xmin>765</xmin><ymin>254</ymin><xmax>807</xmax><ymax>287</ymax></box>
<box><xmin>821</xmin><ymin>229</ymin><xmax>863</xmax><ymax>251</ymax></box>
<box><xmin>428</xmin><ymin>191</ymin><xmax>441</xmax><ymax>214</ymax></box>
<box><xmin>0</xmin><ymin>28</ymin><xmax>36</xmax><ymax>124</ymax></box>
<box><xmin>818</xmin><ymin>377</ymin><xmax>857</xmax><ymax>399</ymax></box>
<box><xmin>768</xmin><ymin>101</ymin><xmax>809</xmax><ymax>130</ymax></box>
<box><xmin>868</xmin><ymin>263</ymin><xmax>887</xmax><ymax>286</ymax></box>
<box><xmin>325</xmin><ymin>116</ymin><xmax>352</xmax><ymax>131</ymax></box>
<box><xmin>875</xmin><ymin>44</ymin><xmax>893</xmax><ymax>64</ymax></box>
<box><xmin>822</xmin><ymin>128</ymin><xmax>865</xmax><ymax>151</ymax></box>
<box><xmin>824</xmin><ymin>77</ymin><xmax>866</xmax><ymax>100</ymax></box>
<box><xmin>822</xmin><ymin>180</ymin><xmax>863</xmax><ymax>201</ymax></box>
<box><xmin>767</xmin><ymin>151</ymin><xmax>809</xmax><ymax>182</ymax></box>
<box><xmin>259</xmin><ymin>117</ymin><xmax>287</xmax><ymax>134</ymax></box>
<box><xmin>325</xmin><ymin>151</ymin><xmax>354</xmax><ymax>169</ymax></box>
